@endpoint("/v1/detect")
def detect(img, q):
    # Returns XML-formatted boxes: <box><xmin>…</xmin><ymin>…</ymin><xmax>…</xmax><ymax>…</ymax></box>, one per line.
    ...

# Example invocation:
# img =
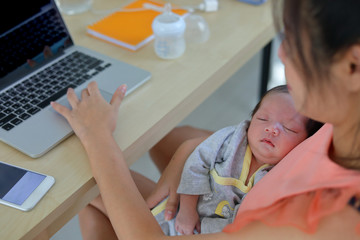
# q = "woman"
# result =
<box><xmin>52</xmin><ymin>0</ymin><xmax>360</xmax><ymax>239</ymax></box>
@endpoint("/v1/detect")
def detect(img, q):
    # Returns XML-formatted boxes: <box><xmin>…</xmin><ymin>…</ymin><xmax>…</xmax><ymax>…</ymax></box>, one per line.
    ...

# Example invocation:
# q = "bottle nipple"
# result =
<box><xmin>164</xmin><ymin>2</ymin><xmax>171</xmax><ymax>14</ymax></box>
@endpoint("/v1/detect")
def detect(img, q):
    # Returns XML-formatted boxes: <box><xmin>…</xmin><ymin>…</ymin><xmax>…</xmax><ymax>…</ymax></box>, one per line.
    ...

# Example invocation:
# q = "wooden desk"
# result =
<box><xmin>0</xmin><ymin>0</ymin><xmax>274</xmax><ymax>239</ymax></box>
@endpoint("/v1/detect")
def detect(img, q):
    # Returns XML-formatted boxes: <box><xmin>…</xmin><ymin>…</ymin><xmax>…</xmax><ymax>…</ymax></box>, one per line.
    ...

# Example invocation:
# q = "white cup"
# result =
<box><xmin>55</xmin><ymin>0</ymin><xmax>93</xmax><ymax>15</ymax></box>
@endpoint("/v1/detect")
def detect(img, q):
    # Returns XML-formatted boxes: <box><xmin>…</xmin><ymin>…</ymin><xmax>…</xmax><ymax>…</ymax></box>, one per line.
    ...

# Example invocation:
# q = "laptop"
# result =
<box><xmin>0</xmin><ymin>0</ymin><xmax>151</xmax><ymax>158</ymax></box>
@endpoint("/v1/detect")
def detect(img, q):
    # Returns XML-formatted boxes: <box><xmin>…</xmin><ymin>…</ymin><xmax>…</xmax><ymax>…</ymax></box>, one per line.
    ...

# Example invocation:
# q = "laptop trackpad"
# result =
<box><xmin>51</xmin><ymin>89</ymin><xmax>113</xmax><ymax>112</ymax></box>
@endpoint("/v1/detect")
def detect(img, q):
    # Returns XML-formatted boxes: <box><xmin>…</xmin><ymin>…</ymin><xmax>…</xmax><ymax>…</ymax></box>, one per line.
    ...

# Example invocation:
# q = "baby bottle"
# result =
<box><xmin>152</xmin><ymin>3</ymin><xmax>186</xmax><ymax>59</ymax></box>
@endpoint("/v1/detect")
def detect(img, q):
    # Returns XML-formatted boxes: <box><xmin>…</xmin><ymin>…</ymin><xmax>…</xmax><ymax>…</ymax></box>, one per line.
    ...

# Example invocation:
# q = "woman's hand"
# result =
<box><xmin>51</xmin><ymin>82</ymin><xmax>126</xmax><ymax>144</ymax></box>
<box><xmin>146</xmin><ymin>137</ymin><xmax>208</xmax><ymax>221</ymax></box>
<box><xmin>146</xmin><ymin>156</ymin><xmax>182</xmax><ymax>221</ymax></box>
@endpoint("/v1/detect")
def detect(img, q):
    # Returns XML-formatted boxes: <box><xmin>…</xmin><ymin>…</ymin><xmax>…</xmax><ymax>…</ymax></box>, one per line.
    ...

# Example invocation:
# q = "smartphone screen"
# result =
<box><xmin>0</xmin><ymin>161</ymin><xmax>54</xmax><ymax>211</ymax></box>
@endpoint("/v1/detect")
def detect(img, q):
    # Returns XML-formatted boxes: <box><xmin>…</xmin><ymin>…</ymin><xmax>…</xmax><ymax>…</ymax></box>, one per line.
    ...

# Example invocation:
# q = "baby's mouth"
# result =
<box><xmin>261</xmin><ymin>138</ymin><xmax>275</xmax><ymax>147</ymax></box>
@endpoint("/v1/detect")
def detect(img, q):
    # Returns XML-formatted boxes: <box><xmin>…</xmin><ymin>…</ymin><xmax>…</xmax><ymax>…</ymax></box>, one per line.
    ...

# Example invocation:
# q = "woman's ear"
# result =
<box><xmin>346</xmin><ymin>45</ymin><xmax>360</xmax><ymax>92</ymax></box>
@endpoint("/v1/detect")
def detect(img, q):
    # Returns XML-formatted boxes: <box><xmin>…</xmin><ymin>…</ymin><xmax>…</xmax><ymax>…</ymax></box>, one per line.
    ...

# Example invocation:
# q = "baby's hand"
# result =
<box><xmin>175</xmin><ymin>208</ymin><xmax>200</xmax><ymax>235</ymax></box>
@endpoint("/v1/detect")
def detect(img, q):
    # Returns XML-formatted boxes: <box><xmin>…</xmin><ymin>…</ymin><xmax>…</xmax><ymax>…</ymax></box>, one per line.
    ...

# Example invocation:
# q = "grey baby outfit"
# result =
<box><xmin>153</xmin><ymin>120</ymin><xmax>271</xmax><ymax>235</ymax></box>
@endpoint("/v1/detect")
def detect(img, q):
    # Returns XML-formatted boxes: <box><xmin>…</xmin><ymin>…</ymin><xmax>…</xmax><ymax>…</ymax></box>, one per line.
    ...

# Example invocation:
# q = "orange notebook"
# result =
<box><xmin>87</xmin><ymin>0</ymin><xmax>188</xmax><ymax>51</ymax></box>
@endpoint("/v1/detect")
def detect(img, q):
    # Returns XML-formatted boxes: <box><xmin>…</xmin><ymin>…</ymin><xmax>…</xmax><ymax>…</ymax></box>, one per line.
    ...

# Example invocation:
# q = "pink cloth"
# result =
<box><xmin>223</xmin><ymin>123</ymin><xmax>360</xmax><ymax>234</ymax></box>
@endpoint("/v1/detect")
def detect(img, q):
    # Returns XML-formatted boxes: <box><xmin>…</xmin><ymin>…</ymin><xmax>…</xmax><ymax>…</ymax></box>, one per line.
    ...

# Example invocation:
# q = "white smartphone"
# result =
<box><xmin>0</xmin><ymin>161</ymin><xmax>55</xmax><ymax>211</ymax></box>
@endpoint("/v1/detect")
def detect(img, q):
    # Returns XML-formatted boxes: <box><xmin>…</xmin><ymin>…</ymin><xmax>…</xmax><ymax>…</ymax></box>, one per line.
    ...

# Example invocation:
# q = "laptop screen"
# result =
<box><xmin>0</xmin><ymin>0</ymin><xmax>73</xmax><ymax>90</ymax></box>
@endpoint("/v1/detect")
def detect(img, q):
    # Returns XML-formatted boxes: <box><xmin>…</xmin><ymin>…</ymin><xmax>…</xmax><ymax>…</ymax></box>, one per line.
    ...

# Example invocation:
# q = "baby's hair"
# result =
<box><xmin>251</xmin><ymin>85</ymin><xmax>289</xmax><ymax>118</ymax></box>
<box><xmin>250</xmin><ymin>85</ymin><xmax>323</xmax><ymax>137</ymax></box>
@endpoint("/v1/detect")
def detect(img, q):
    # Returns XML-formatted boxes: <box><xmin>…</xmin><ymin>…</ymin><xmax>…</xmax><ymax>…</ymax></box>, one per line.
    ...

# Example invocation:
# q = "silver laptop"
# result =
<box><xmin>0</xmin><ymin>0</ymin><xmax>151</xmax><ymax>158</ymax></box>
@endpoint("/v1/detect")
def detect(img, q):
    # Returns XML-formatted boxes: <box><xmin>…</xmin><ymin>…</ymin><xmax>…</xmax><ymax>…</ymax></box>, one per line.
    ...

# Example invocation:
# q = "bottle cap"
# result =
<box><xmin>152</xmin><ymin>3</ymin><xmax>186</xmax><ymax>36</ymax></box>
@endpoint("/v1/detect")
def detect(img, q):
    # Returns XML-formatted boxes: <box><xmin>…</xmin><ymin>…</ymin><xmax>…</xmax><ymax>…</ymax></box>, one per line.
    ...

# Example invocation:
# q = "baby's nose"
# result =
<box><xmin>265</xmin><ymin>126</ymin><xmax>280</xmax><ymax>136</ymax></box>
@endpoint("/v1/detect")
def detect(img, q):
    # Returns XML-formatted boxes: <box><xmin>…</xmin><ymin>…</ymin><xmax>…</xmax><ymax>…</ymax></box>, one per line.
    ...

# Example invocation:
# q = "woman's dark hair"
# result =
<box><xmin>273</xmin><ymin>0</ymin><xmax>360</xmax><ymax>87</ymax></box>
<box><xmin>251</xmin><ymin>84</ymin><xmax>323</xmax><ymax>137</ymax></box>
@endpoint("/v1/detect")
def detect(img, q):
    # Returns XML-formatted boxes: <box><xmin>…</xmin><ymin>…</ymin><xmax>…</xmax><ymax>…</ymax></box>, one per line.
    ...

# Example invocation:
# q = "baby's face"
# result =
<box><xmin>247</xmin><ymin>92</ymin><xmax>308</xmax><ymax>165</ymax></box>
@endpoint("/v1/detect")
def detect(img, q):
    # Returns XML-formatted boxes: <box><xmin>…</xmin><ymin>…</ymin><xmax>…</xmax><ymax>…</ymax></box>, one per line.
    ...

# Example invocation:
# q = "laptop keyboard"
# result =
<box><xmin>0</xmin><ymin>51</ymin><xmax>111</xmax><ymax>131</ymax></box>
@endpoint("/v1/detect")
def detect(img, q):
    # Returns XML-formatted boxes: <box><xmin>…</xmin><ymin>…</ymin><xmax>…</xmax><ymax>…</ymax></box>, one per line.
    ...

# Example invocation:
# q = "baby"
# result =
<box><xmin>152</xmin><ymin>85</ymin><xmax>322</xmax><ymax>235</ymax></box>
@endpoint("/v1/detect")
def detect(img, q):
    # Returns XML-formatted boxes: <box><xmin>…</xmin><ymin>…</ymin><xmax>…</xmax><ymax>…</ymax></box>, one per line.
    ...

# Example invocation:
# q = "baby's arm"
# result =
<box><xmin>175</xmin><ymin>194</ymin><xmax>200</xmax><ymax>235</ymax></box>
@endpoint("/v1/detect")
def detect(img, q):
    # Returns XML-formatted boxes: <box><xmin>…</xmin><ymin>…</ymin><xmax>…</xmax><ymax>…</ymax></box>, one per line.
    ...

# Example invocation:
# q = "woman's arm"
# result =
<box><xmin>150</xmin><ymin>126</ymin><xmax>213</xmax><ymax>173</ymax></box>
<box><xmin>51</xmin><ymin>83</ymin><xmax>163</xmax><ymax>239</ymax></box>
<box><xmin>82</xmin><ymin>129</ymin><xmax>165</xmax><ymax>239</ymax></box>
